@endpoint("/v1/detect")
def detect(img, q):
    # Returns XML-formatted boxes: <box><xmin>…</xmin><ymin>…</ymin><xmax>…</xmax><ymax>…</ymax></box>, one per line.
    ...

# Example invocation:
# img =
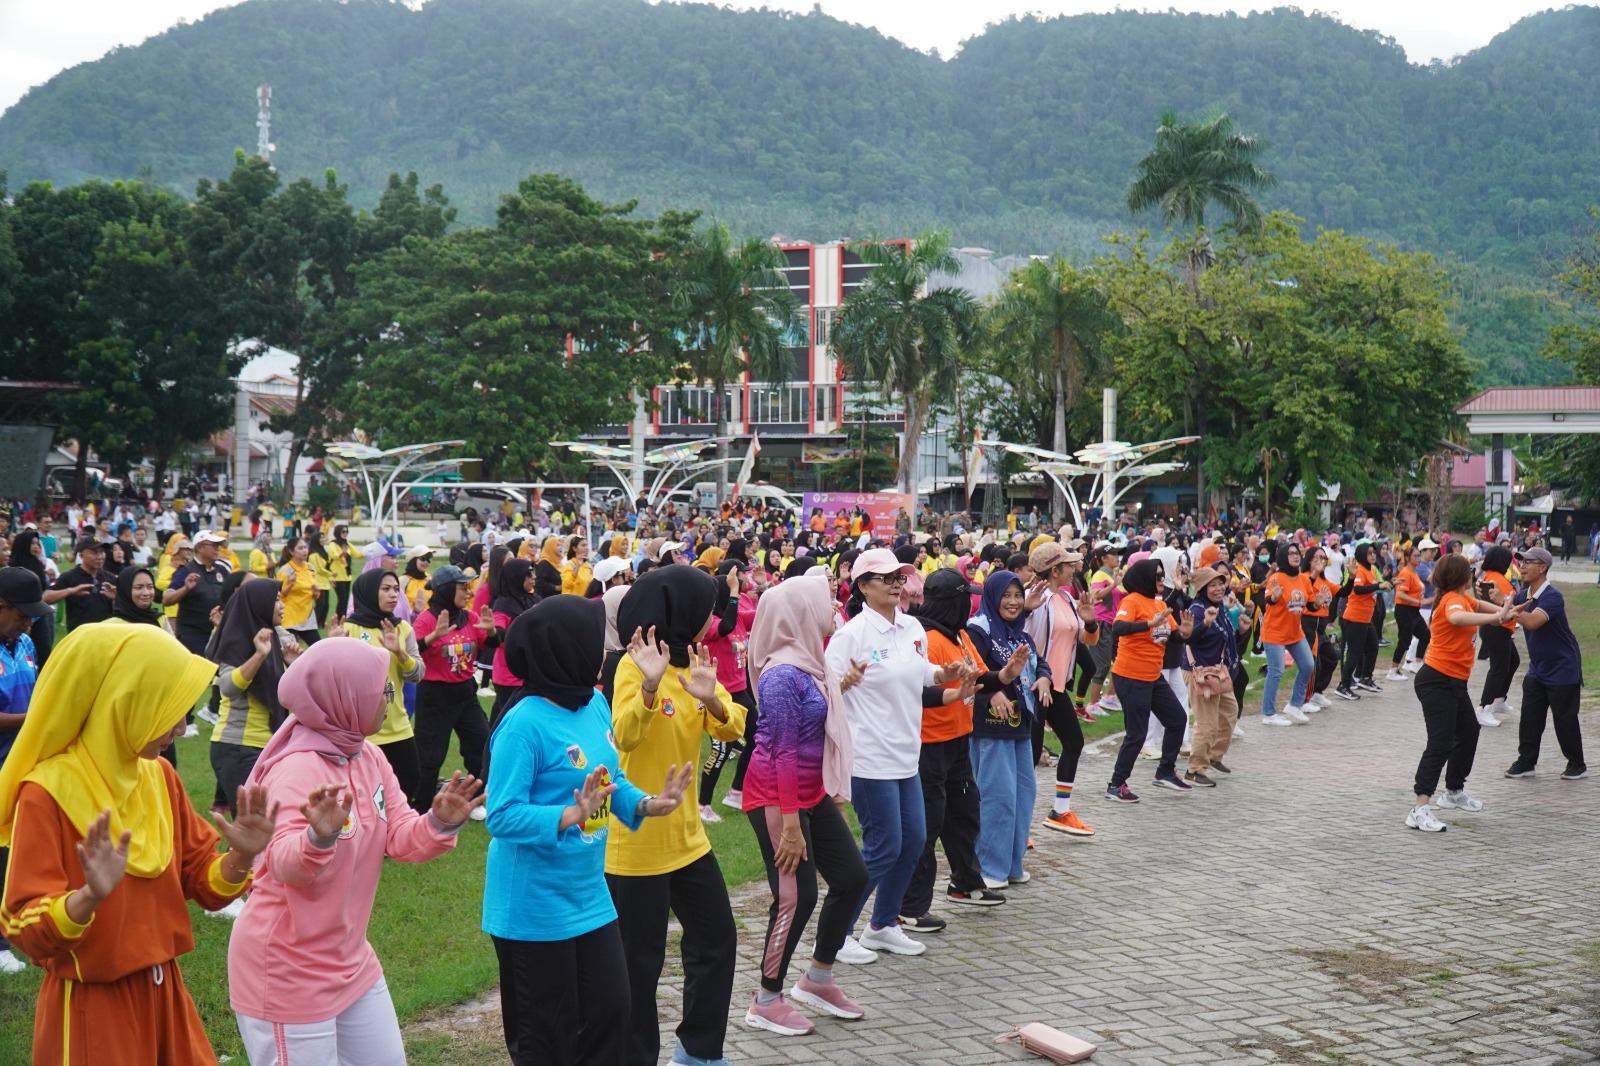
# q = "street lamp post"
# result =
<box><xmin>1258</xmin><ymin>447</ymin><xmax>1284</xmax><ymax>525</ymax></box>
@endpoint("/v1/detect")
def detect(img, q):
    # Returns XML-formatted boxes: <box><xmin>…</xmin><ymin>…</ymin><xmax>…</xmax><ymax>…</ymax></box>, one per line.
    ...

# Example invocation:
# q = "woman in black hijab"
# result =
<box><xmin>609</xmin><ymin>564</ymin><xmax>743</xmax><ymax>1066</ymax></box>
<box><xmin>10</xmin><ymin>530</ymin><xmax>55</xmax><ymax>664</ymax></box>
<box><xmin>110</xmin><ymin>566</ymin><xmax>161</xmax><ymax>625</ymax></box>
<box><xmin>1476</xmin><ymin>544</ymin><xmax>1520</xmax><ymax>723</ymax></box>
<box><xmin>1105</xmin><ymin>558</ymin><xmax>1194</xmax><ymax>800</ymax></box>
<box><xmin>485</xmin><ymin>596</ymin><xmax>692</xmax><ymax>1066</ymax></box>
<box><xmin>488</xmin><ymin>558</ymin><xmax>539</xmax><ymax>719</ymax></box>
<box><xmin>725</xmin><ymin>537</ymin><xmax>749</xmax><ymax>566</ymax></box>
<box><xmin>206</xmin><ymin>575</ymin><xmax>292</xmax><ymax>811</ymax></box>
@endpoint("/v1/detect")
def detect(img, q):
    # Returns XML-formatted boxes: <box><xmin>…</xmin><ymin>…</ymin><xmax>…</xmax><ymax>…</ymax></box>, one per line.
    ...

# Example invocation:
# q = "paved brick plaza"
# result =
<box><xmin>704</xmin><ymin>663</ymin><xmax>1600</xmax><ymax>1066</ymax></box>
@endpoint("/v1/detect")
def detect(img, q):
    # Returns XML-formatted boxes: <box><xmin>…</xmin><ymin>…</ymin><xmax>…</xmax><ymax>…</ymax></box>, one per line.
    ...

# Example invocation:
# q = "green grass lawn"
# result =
<box><xmin>1559</xmin><ymin>584</ymin><xmax>1600</xmax><ymax>686</ymax></box>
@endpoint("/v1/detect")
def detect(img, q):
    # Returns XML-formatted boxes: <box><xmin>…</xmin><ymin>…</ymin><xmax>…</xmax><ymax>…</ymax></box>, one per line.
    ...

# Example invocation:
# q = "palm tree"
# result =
<box><xmin>986</xmin><ymin>257</ymin><xmax>1118</xmax><ymax>519</ymax></box>
<box><xmin>830</xmin><ymin>228</ymin><xmax>978</xmax><ymax>495</ymax></box>
<box><xmin>1127</xmin><ymin>109</ymin><xmax>1274</xmax><ymax>509</ymax></box>
<box><xmin>1127</xmin><ymin>109</ymin><xmax>1277</xmax><ymax>235</ymax></box>
<box><xmin>673</xmin><ymin>223</ymin><xmax>800</xmax><ymax>497</ymax></box>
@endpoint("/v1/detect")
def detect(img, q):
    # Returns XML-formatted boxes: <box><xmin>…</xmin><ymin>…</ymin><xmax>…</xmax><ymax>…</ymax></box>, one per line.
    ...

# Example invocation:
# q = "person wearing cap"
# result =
<box><xmin>400</xmin><ymin>545</ymin><xmax>437</xmax><ymax>617</ymax></box>
<box><xmin>1504</xmin><ymin>547</ymin><xmax>1586</xmax><ymax>781</ymax></box>
<box><xmin>1405</xmin><ymin>554</ymin><xmax>1524</xmax><ymax>832</ymax></box>
<box><xmin>51</xmin><ymin>537</ymin><xmax>117</xmax><ymax>631</ymax></box>
<box><xmin>1021</xmin><ymin>541</ymin><xmax>1100</xmax><ymax>836</ymax></box>
<box><xmin>1185</xmin><ymin>565</ymin><xmax>1240</xmax><ymax>786</ymax></box>
<box><xmin>360</xmin><ymin>539</ymin><xmax>402</xmax><ymax>576</ymax></box>
<box><xmin>166</xmin><ymin>531</ymin><xmax>230</xmax><ymax>655</ymax></box>
<box><xmin>411</xmin><ymin>565</ymin><xmax>495</xmax><ymax>813</ymax></box>
<box><xmin>0</xmin><ymin>567</ymin><xmax>46</xmax><ymax>974</ymax></box>
<box><xmin>590</xmin><ymin>555</ymin><xmax>632</xmax><ymax>597</ymax></box>
<box><xmin>825</xmin><ymin>548</ymin><xmax>973</xmax><ymax>961</ymax></box>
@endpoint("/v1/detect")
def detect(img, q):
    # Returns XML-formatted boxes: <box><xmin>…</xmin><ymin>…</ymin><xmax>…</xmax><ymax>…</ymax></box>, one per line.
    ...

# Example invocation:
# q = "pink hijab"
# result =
<box><xmin>747</xmin><ymin>576</ymin><xmax>853</xmax><ymax>801</ymax></box>
<box><xmin>247</xmin><ymin>638</ymin><xmax>390</xmax><ymax>785</ymax></box>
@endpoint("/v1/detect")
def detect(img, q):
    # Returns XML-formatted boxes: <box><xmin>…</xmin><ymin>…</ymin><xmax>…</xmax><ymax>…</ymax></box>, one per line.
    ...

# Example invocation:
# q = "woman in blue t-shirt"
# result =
<box><xmin>482</xmin><ymin>596</ymin><xmax>692</xmax><ymax>1066</ymax></box>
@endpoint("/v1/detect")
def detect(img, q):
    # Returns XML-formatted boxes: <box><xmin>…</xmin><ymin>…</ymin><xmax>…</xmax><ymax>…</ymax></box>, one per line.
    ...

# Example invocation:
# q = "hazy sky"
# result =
<box><xmin>0</xmin><ymin>0</ymin><xmax>1564</xmax><ymax>115</ymax></box>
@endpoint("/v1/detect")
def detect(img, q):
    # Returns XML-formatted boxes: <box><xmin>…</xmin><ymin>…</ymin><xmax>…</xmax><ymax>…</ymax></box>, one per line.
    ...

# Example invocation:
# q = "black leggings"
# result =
<box><xmin>1109</xmin><ymin>672</ymin><xmax>1185</xmax><ymax>786</ymax></box>
<box><xmin>1412</xmin><ymin>664</ymin><xmax>1480</xmax><ymax>796</ymax></box>
<box><xmin>413</xmin><ymin>679</ymin><xmax>487</xmax><ymax>812</ymax></box>
<box><xmin>1478</xmin><ymin>624</ymin><xmax>1521</xmax><ymax>706</ymax></box>
<box><xmin>377</xmin><ymin>736</ymin><xmax>425</xmax><ymax>812</ymax></box>
<box><xmin>1392</xmin><ymin>605</ymin><xmax>1429</xmax><ymax>665</ymax></box>
<box><xmin>493</xmin><ymin>923</ymin><xmax>629</xmax><ymax>1066</ymax></box>
<box><xmin>1031</xmin><ymin>687</ymin><xmax>1086</xmax><ymax>785</ymax></box>
<box><xmin>1339</xmin><ymin>619</ymin><xmax>1376</xmax><ymax>686</ymax></box>
<box><xmin>747</xmin><ymin>797</ymin><xmax>867</xmax><ymax>992</ymax></box>
<box><xmin>333</xmin><ymin>580</ymin><xmax>351</xmax><ymax>619</ymax></box>
<box><xmin>699</xmin><ymin>688</ymin><xmax>757</xmax><ymax>805</ymax></box>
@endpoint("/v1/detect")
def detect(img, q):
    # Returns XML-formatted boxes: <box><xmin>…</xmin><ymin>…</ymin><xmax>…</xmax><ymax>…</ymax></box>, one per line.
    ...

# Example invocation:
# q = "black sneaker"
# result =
<box><xmin>1210</xmin><ymin>759</ymin><xmax>1232</xmax><ymax>774</ymax></box>
<box><xmin>945</xmin><ymin>887</ymin><xmax>1006</xmax><ymax>907</ymax></box>
<box><xmin>1152</xmin><ymin>772</ymin><xmax>1193</xmax><ymax>793</ymax></box>
<box><xmin>1355</xmin><ymin>678</ymin><xmax>1382</xmax><ymax>693</ymax></box>
<box><xmin>899</xmin><ymin>912</ymin><xmax>948</xmax><ymax>932</ymax></box>
<box><xmin>1378</xmin><ymin>638</ymin><xmax>1393</xmax><ymax>647</ymax></box>
<box><xmin>1504</xmin><ymin>763</ymin><xmax>1536</xmax><ymax>778</ymax></box>
<box><xmin>1562</xmin><ymin>765</ymin><xmax>1589</xmax><ymax>780</ymax></box>
<box><xmin>1183</xmin><ymin>770</ymin><xmax>1217</xmax><ymax>788</ymax></box>
<box><xmin>1334</xmin><ymin>686</ymin><xmax>1361</xmax><ymax>701</ymax></box>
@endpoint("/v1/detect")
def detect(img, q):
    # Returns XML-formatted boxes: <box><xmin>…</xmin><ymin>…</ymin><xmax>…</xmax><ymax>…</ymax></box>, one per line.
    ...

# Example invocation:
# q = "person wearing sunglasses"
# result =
<box><xmin>824</xmin><ymin>550</ymin><xmax>973</xmax><ymax>962</ymax></box>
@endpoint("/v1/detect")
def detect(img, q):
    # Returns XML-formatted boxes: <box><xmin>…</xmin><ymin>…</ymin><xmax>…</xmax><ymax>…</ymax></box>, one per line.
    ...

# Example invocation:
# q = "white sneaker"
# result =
<box><xmin>1260</xmin><ymin>714</ymin><xmax>1294</xmax><ymax>727</ymax></box>
<box><xmin>698</xmin><ymin>804</ymin><xmax>723</xmax><ymax>824</ymax></box>
<box><xmin>1099</xmin><ymin>695</ymin><xmax>1123</xmax><ymax>712</ymax></box>
<box><xmin>1232</xmin><ymin>724</ymin><xmax>1246</xmax><ymax>738</ymax></box>
<box><xmin>1405</xmin><ymin>804</ymin><xmax>1447</xmax><ymax>832</ymax></box>
<box><xmin>983</xmin><ymin>876</ymin><xmax>1009</xmax><ymax>890</ymax></box>
<box><xmin>206</xmin><ymin>896</ymin><xmax>247</xmax><ymax>919</ymax></box>
<box><xmin>859</xmin><ymin>923</ymin><xmax>926</xmax><ymax>957</ymax></box>
<box><xmin>1139</xmin><ymin>747</ymin><xmax>1160</xmax><ymax>761</ymax></box>
<box><xmin>197</xmin><ymin>707</ymin><xmax>219</xmax><ymax>725</ymax></box>
<box><xmin>1299</xmin><ymin>701</ymin><xmax>1320</xmax><ymax>714</ymax></box>
<box><xmin>183</xmin><ymin>724</ymin><xmax>200</xmax><ymax>738</ymax></box>
<box><xmin>1476</xmin><ymin>706</ymin><xmax>1502</xmax><ymax>728</ymax></box>
<box><xmin>476</xmin><ymin>686</ymin><xmax>495</xmax><ymax>699</ymax></box>
<box><xmin>0</xmin><ymin>949</ymin><xmax>25</xmax><ymax>974</ymax></box>
<box><xmin>1437</xmin><ymin>789</ymin><xmax>1484</xmax><ymax>812</ymax></box>
<box><xmin>469</xmin><ymin>805</ymin><xmax>488</xmax><ymax>821</ymax></box>
<box><xmin>1405</xmin><ymin>660</ymin><xmax>1422</xmax><ymax>673</ymax></box>
<box><xmin>1493</xmin><ymin>698</ymin><xmax>1515</xmax><ymax>715</ymax></box>
<box><xmin>834</xmin><ymin>937</ymin><xmax>878</xmax><ymax>965</ymax></box>
<box><xmin>1311</xmin><ymin>693</ymin><xmax>1331</xmax><ymax>708</ymax></box>
<box><xmin>1282</xmin><ymin>705</ymin><xmax>1310</xmax><ymax>724</ymax></box>
<box><xmin>720</xmin><ymin>789</ymin><xmax>744</xmax><ymax>811</ymax></box>
<box><xmin>1386</xmin><ymin>669</ymin><xmax>1408</xmax><ymax>682</ymax></box>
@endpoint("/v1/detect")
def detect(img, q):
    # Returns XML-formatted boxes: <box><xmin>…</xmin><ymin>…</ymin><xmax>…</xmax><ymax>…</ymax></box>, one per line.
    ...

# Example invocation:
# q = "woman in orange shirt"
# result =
<box><xmin>1475</xmin><ymin>545</ymin><xmax>1519</xmax><ymax>728</ymax></box>
<box><xmin>1259</xmin><ymin>543</ymin><xmax>1314</xmax><ymax>726</ymax></box>
<box><xmin>1386</xmin><ymin>547</ymin><xmax>1430</xmax><ymax>683</ymax></box>
<box><xmin>1335</xmin><ymin>543</ymin><xmax>1389</xmax><ymax>701</ymax></box>
<box><xmin>1405</xmin><ymin>555</ymin><xmax>1522</xmax><ymax>832</ymax></box>
<box><xmin>1105</xmin><ymin>559</ymin><xmax>1194</xmax><ymax>801</ymax></box>
<box><xmin>1299</xmin><ymin>546</ymin><xmax>1340</xmax><ymax>707</ymax></box>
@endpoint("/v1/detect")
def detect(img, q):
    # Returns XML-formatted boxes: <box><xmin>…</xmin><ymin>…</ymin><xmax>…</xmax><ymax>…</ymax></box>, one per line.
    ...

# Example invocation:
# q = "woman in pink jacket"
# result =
<box><xmin>228</xmin><ymin>638</ymin><xmax>484</xmax><ymax>1063</ymax></box>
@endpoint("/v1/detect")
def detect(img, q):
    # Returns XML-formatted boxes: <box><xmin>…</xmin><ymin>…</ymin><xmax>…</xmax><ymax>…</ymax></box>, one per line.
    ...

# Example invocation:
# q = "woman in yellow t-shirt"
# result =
<box><xmin>306</xmin><ymin>529</ymin><xmax>333</xmax><ymax>632</ymax></box>
<box><xmin>328</xmin><ymin>524</ymin><xmax>353</xmax><ymax>618</ymax></box>
<box><xmin>562</xmin><ymin>537</ymin><xmax>593</xmax><ymax>596</ymax></box>
<box><xmin>156</xmin><ymin>538</ymin><xmax>192</xmax><ymax>627</ymax></box>
<box><xmin>276</xmin><ymin>537</ymin><xmax>320</xmax><ymax>646</ymax></box>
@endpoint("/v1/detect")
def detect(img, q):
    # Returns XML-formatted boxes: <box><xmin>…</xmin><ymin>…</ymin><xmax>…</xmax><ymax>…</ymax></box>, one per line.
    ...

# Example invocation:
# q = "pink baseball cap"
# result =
<box><xmin>850</xmin><ymin>548</ymin><xmax>913</xmax><ymax>583</ymax></box>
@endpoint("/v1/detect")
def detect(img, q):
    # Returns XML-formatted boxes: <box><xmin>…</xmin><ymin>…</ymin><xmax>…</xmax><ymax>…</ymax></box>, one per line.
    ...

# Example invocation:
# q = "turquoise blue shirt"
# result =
<box><xmin>0</xmin><ymin>633</ymin><xmax>38</xmax><ymax>765</ymax></box>
<box><xmin>482</xmin><ymin>690</ymin><xmax>648</xmax><ymax>942</ymax></box>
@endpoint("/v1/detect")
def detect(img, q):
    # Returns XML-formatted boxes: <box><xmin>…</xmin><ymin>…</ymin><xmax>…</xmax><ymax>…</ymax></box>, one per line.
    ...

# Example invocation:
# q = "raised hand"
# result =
<box><xmin>325</xmin><ymin>614</ymin><xmax>348</xmax><ymax>640</ymax></box>
<box><xmin>1203</xmin><ymin>605</ymin><xmax>1219</xmax><ymax>626</ymax></box>
<box><xmin>565</xmin><ymin>766</ymin><xmax>617</xmax><ymax>829</ymax></box>
<box><xmin>430</xmin><ymin>770</ymin><xmax>485</xmax><ymax>826</ymax></box>
<box><xmin>474</xmin><ymin>606</ymin><xmax>495</xmax><ymax>633</ymax></box>
<box><xmin>645</xmin><ymin>762</ymin><xmax>694</xmax><ymax>817</ymax></box>
<box><xmin>1001</xmin><ymin>642</ymin><xmax>1030</xmax><ymax>683</ymax></box>
<box><xmin>839</xmin><ymin>658</ymin><xmax>868</xmax><ymax>691</ymax></box>
<box><xmin>433</xmin><ymin>608</ymin><xmax>456</xmax><ymax>639</ymax></box>
<box><xmin>677</xmin><ymin>644</ymin><xmax>719</xmax><ymax>704</ymax></box>
<box><xmin>1023</xmin><ymin>580</ymin><xmax>1050</xmax><ymax>611</ymax></box>
<box><xmin>183</xmin><ymin>572</ymin><xmax>200</xmax><ymax>591</ymax></box>
<box><xmin>76</xmin><ymin>809</ymin><xmax>131</xmax><ymax>904</ymax></box>
<box><xmin>627</xmin><ymin>626</ymin><xmax>672</xmax><ymax>690</ymax></box>
<box><xmin>280</xmin><ymin>635</ymin><xmax>303</xmax><ymax>665</ymax></box>
<box><xmin>379</xmin><ymin>618</ymin><xmax>402</xmax><ymax>656</ymax></box>
<box><xmin>300</xmin><ymin>784</ymin><xmax>351</xmax><ymax>840</ymax></box>
<box><xmin>212</xmin><ymin>785</ymin><xmax>281</xmax><ymax>864</ymax></box>
<box><xmin>252</xmin><ymin>627</ymin><xmax>276</xmax><ymax>658</ymax></box>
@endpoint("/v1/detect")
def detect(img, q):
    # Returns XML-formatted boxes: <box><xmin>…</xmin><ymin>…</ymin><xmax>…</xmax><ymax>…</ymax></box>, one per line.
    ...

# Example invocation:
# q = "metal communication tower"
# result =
<box><xmin>255</xmin><ymin>85</ymin><xmax>276</xmax><ymax>167</ymax></box>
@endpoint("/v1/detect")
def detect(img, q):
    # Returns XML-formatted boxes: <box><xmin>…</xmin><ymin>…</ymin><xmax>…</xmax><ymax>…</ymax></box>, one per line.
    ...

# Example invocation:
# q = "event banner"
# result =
<box><xmin>800</xmin><ymin>491</ymin><xmax>915</xmax><ymax>539</ymax></box>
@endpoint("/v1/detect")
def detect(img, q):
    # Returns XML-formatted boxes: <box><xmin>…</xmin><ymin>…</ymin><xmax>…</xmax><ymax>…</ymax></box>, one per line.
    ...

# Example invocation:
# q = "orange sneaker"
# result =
<box><xmin>1042</xmin><ymin>810</ymin><xmax>1096</xmax><ymax>836</ymax></box>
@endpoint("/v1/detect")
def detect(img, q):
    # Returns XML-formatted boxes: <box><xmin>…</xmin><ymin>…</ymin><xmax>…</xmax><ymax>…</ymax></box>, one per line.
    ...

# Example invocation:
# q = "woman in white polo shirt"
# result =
<box><xmin>825</xmin><ymin>549</ymin><xmax>971</xmax><ymax>961</ymax></box>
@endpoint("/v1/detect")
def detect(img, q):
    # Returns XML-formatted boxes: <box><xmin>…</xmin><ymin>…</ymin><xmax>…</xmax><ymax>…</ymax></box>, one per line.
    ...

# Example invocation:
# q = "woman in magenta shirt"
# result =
<box><xmin>698</xmin><ymin>560</ymin><xmax>756</xmax><ymax>820</ymax></box>
<box><xmin>229</xmin><ymin>638</ymin><xmax>482</xmax><ymax>1064</ymax></box>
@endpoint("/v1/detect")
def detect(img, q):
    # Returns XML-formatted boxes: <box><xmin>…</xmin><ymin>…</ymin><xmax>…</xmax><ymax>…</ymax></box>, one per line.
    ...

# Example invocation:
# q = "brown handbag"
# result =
<box><xmin>1190</xmin><ymin>663</ymin><xmax>1232</xmax><ymax>698</ymax></box>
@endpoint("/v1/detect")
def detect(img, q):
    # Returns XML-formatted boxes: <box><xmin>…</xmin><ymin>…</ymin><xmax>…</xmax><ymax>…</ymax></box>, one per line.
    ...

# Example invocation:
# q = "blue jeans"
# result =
<box><xmin>1263</xmin><ymin>639</ymin><xmax>1315</xmax><ymax>716</ymax></box>
<box><xmin>847</xmin><ymin>775</ymin><xmax>926</xmax><ymax>931</ymax></box>
<box><xmin>970</xmin><ymin>737</ymin><xmax>1033</xmax><ymax>883</ymax></box>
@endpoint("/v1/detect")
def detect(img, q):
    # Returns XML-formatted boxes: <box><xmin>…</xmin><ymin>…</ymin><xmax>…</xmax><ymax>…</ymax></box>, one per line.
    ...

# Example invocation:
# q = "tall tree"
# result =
<box><xmin>1126</xmin><ymin>110</ymin><xmax>1277</xmax><ymax>235</ymax></box>
<box><xmin>1537</xmin><ymin>205</ymin><xmax>1600</xmax><ymax>502</ymax></box>
<box><xmin>984</xmin><ymin>257</ymin><xmax>1118</xmax><ymax>519</ymax></box>
<box><xmin>673</xmin><ymin>223</ymin><xmax>801</xmax><ymax>497</ymax></box>
<box><xmin>830</xmin><ymin>228</ymin><xmax>979</xmax><ymax>494</ymax></box>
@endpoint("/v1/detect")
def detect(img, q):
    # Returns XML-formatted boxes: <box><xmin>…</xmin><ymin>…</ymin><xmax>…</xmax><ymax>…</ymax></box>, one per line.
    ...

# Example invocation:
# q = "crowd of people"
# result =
<box><xmin>0</xmin><ymin>493</ymin><xmax>1587</xmax><ymax>1065</ymax></box>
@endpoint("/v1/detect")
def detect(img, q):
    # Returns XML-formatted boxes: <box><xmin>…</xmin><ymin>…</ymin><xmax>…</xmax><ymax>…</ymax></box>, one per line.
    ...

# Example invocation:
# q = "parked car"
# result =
<box><xmin>453</xmin><ymin>486</ymin><xmax>528</xmax><ymax>517</ymax></box>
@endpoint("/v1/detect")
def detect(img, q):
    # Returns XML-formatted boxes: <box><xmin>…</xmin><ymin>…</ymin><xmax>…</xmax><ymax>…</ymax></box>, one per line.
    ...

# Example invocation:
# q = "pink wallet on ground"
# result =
<box><xmin>994</xmin><ymin>1023</ymin><xmax>1097</xmax><ymax>1062</ymax></box>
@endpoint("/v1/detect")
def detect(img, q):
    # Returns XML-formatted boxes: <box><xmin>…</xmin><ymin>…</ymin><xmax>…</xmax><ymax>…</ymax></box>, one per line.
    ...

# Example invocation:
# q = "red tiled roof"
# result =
<box><xmin>1456</xmin><ymin>387</ymin><xmax>1600</xmax><ymax>414</ymax></box>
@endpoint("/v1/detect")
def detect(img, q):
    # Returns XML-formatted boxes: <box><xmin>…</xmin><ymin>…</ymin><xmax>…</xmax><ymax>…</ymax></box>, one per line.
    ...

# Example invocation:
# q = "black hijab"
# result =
<box><xmin>503</xmin><ymin>595</ymin><xmax>604</xmax><ymax>710</ymax></box>
<box><xmin>1481</xmin><ymin>545</ymin><xmax>1513</xmax><ymax>576</ymax></box>
<box><xmin>1123</xmin><ymin>558</ymin><xmax>1162</xmax><ymax>599</ymax></box>
<box><xmin>102</xmin><ymin>541</ymin><xmax>127</xmax><ymax>576</ymax></box>
<box><xmin>787</xmin><ymin>555</ymin><xmax>820</xmax><ymax>577</ymax></box>
<box><xmin>10</xmin><ymin>531</ymin><xmax>46</xmax><ymax>581</ymax></box>
<box><xmin>427</xmin><ymin>579</ymin><xmax>472</xmax><ymax>630</ymax></box>
<box><xmin>493</xmin><ymin>558</ymin><xmax>538</xmax><ymax>620</ymax></box>
<box><xmin>111</xmin><ymin>566</ymin><xmax>161</xmax><ymax>625</ymax></box>
<box><xmin>207</xmin><ymin>577</ymin><xmax>285</xmax><ymax>718</ymax></box>
<box><xmin>616</xmin><ymin>564</ymin><xmax>717</xmax><ymax>668</ymax></box>
<box><xmin>913</xmin><ymin>567</ymin><xmax>971</xmax><ymax>642</ymax></box>
<box><xmin>726</xmin><ymin>537</ymin><xmax>749</xmax><ymax>565</ymax></box>
<box><xmin>346</xmin><ymin>568</ymin><xmax>398</xmax><ymax>630</ymax></box>
<box><xmin>1275</xmin><ymin>542</ymin><xmax>1300</xmax><ymax>577</ymax></box>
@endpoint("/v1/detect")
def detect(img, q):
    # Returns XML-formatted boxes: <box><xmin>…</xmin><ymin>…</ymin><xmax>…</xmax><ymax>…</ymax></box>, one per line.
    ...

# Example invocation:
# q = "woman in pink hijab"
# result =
<box><xmin>739</xmin><ymin>576</ymin><xmax>868</xmax><ymax>1039</ymax></box>
<box><xmin>228</xmin><ymin>638</ymin><xmax>484</xmax><ymax>1064</ymax></box>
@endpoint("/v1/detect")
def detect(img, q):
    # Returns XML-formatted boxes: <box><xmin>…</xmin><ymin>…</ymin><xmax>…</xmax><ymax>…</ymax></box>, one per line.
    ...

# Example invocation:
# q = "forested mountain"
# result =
<box><xmin>2</xmin><ymin>0</ymin><xmax>1596</xmax><ymax>383</ymax></box>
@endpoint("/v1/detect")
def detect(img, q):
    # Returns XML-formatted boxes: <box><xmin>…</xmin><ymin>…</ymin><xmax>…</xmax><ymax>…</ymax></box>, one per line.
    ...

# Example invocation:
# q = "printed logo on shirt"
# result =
<box><xmin>566</xmin><ymin>744</ymin><xmax>588</xmax><ymax>769</ymax></box>
<box><xmin>869</xmin><ymin>646</ymin><xmax>892</xmax><ymax>664</ymax></box>
<box><xmin>659</xmin><ymin>698</ymin><xmax>676</xmax><ymax>718</ymax></box>
<box><xmin>912</xmin><ymin>639</ymin><xmax>923</xmax><ymax>656</ymax></box>
<box><xmin>338</xmin><ymin>809</ymin><xmax>359</xmax><ymax>840</ymax></box>
<box><xmin>580</xmin><ymin>767</ymin><xmax>612</xmax><ymax>839</ymax></box>
<box><xmin>606</xmin><ymin>729</ymin><xmax>617</xmax><ymax>751</ymax></box>
<box><xmin>373</xmin><ymin>783</ymin><xmax>388</xmax><ymax>823</ymax></box>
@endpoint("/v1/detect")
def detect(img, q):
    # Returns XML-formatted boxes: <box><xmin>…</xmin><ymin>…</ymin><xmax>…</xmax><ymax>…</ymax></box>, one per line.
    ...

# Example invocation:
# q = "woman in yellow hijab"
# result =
<box><xmin>693</xmin><ymin>545</ymin><xmax>725</xmax><ymax>574</ymax></box>
<box><xmin>0</xmin><ymin>625</ymin><xmax>281</xmax><ymax>1065</ymax></box>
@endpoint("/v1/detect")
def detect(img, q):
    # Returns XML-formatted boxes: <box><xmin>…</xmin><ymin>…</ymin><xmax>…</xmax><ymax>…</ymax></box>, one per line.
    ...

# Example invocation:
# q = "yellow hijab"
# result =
<box><xmin>539</xmin><ymin>536</ymin><xmax>564</xmax><ymax>567</ymax></box>
<box><xmin>518</xmin><ymin>539</ymin><xmax>538</xmax><ymax>562</ymax></box>
<box><xmin>694</xmin><ymin>546</ymin><xmax>725</xmax><ymax>573</ymax></box>
<box><xmin>0</xmin><ymin>625</ymin><xmax>215</xmax><ymax>878</ymax></box>
<box><xmin>609</xmin><ymin>536</ymin><xmax>629</xmax><ymax>558</ymax></box>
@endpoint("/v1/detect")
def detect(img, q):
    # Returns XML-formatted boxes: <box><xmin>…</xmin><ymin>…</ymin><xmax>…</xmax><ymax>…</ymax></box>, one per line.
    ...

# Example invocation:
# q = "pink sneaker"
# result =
<box><xmin>743</xmin><ymin>992</ymin><xmax>815</xmax><ymax>1036</ymax></box>
<box><xmin>791</xmin><ymin>973</ymin><xmax>865</xmax><ymax>1019</ymax></box>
